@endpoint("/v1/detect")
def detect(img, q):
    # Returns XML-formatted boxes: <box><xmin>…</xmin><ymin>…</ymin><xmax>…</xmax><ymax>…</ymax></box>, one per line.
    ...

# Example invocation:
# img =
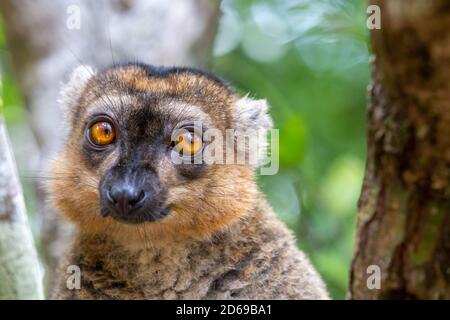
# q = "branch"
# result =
<box><xmin>0</xmin><ymin>92</ymin><xmax>44</xmax><ymax>299</ymax></box>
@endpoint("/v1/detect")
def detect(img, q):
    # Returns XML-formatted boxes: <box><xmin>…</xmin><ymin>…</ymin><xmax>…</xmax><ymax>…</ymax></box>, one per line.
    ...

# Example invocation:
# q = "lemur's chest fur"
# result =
<box><xmin>53</xmin><ymin>201</ymin><xmax>328</xmax><ymax>300</ymax></box>
<box><xmin>65</xmin><ymin>231</ymin><xmax>249</xmax><ymax>299</ymax></box>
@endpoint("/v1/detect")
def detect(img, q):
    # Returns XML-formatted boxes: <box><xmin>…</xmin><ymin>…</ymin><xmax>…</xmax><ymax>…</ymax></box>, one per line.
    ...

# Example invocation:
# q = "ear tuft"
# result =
<box><xmin>233</xmin><ymin>95</ymin><xmax>274</xmax><ymax>168</ymax></box>
<box><xmin>234</xmin><ymin>95</ymin><xmax>273</xmax><ymax>132</ymax></box>
<box><xmin>58</xmin><ymin>65</ymin><xmax>96</xmax><ymax>120</ymax></box>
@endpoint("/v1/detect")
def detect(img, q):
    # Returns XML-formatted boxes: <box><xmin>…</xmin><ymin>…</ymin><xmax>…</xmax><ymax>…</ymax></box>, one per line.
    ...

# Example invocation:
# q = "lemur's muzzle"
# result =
<box><xmin>99</xmin><ymin>164</ymin><xmax>169</xmax><ymax>224</ymax></box>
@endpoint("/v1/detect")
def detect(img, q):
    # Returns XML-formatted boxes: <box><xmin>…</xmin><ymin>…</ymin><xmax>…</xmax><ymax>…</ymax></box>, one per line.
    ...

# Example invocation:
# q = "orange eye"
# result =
<box><xmin>173</xmin><ymin>130</ymin><xmax>203</xmax><ymax>156</ymax></box>
<box><xmin>88</xmin><ymin>121</ymin><xmax>116</xmax><ymax>146</ymax></box>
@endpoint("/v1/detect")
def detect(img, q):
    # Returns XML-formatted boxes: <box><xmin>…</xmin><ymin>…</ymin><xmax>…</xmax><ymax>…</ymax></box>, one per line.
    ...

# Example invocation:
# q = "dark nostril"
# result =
<box><xmin>107</xmin><ymin>187</ymin><xmax>146</xmax><ymax>215</ymax></box>
<box><xmin>106</xmin><ymin>189</ymin><xmax>117</xmax><ymax>204</ymax></box>
<box><xmin>129</xmin><ymin>190</ymin><xmax>146</xmax><ymax>206</ymax></box>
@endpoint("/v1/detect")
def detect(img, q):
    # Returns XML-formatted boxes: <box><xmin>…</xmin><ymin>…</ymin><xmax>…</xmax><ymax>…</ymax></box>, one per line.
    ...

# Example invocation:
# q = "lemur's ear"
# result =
<box><xmin>233</xmin><ymin>95</ymin><xmax>273</xmax><ymax>132</ymax></box>
<box><xmin>58</xmin><ymin>65</ymin><xmax>96</xmax><ymax>120</ymax></box>
<box><xmin>233</xmin><ymin>95</ymin><xmax>273</xmax><ymax>168</ymax></box>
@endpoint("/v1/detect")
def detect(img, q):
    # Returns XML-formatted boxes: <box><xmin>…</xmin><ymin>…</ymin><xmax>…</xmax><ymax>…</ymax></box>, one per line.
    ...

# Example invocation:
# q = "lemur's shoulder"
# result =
<box><xmin>206</xmin><ymin>196</ymin><xmax>329</xmax><ymax>299</ymax></box>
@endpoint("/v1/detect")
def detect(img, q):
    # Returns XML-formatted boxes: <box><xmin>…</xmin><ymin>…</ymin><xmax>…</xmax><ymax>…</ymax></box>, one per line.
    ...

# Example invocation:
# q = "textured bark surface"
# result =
<box><xmin>350</xmin><ymin>0</ymin><xmax>450</xmax><ymax>299</ymax></box>
<box><xmin>0</xmin><ymin>0</ymin><xmax>219</xmax><ymax>288</ymax></box>
<box><xmin>0</xmin><ymin>115</ymin><xmax>43</xmax><ymax>299</ymax></box>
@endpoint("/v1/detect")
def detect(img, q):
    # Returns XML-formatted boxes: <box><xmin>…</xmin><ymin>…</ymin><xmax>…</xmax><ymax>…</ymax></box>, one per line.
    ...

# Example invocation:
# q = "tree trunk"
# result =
<box><xmin>0</xmin><ymin>97</ymin><xmax>43</xmax><ymax>299</ymax></box>
<box><xmin>0</xmin><ymin>0</ymin><xmax>219</xmax><ymax>289</ymax></box>
<box><xmin>350</xmin><ymin>0</ymin><xmax>450</xmax><ymax>299</ymax></box>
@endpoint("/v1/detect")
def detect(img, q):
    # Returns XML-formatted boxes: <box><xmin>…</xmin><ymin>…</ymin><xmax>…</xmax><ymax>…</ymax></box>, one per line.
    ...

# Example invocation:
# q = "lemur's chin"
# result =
<box><xmin>100</xmin><ymin>206</ymin><xmax>170</xmax><ymax>224</ymax></box>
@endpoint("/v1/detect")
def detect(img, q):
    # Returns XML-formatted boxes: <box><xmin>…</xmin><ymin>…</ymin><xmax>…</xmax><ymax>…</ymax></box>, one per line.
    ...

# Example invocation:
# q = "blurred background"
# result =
<box><xmin>0</xmin><ymin>0</ymin><xmax>369</xmax><ymax>299</ymax></box>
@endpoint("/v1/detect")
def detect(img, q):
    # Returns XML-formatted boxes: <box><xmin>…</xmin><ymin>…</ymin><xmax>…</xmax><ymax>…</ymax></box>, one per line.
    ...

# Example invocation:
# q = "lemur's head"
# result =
<box><xmin>49</xmin><ymin>63</ymin><xmax>272</xmax><ymax>241</ymax></box>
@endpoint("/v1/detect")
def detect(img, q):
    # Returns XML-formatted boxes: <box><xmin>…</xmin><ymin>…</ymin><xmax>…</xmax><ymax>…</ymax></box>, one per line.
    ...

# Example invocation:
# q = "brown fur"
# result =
<box><xmin>49</xmin><ymin>63</ymin><xmax>328</xmax><ymax>299</ymax></box>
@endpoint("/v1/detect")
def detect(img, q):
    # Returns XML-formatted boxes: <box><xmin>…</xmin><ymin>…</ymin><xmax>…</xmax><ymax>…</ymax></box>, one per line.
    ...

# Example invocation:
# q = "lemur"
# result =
<box><xmin>48</xmin><ymin>63</ymin><xmax>329</xmax><ymax>299</ymax></box>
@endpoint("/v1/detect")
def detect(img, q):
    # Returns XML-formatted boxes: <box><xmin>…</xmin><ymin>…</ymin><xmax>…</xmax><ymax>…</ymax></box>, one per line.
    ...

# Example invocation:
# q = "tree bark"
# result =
<box><xmin>0</xmin><ymin>99</ymin><xmax>43</xmax><ymax>299</ymax></box>
<box><xmin>0</xmin><ymin>0</ymin><xmax>219</xmax><ymax>288</ymax></box>
<box><xmin>350</xmin><ymin>0</ymin><xmax>450</xmax><ymax>299</ymax></box>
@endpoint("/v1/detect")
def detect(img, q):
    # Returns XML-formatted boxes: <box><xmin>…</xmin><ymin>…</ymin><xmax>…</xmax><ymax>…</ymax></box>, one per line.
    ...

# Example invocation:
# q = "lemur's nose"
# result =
<box><xmin>107</xmin><ymin>185</ymin><xmax>146</xmax><ymax>215</ymax></box>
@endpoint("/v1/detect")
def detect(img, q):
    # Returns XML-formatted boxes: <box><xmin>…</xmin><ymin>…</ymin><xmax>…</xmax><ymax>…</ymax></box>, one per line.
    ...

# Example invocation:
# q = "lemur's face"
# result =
<box><xmin>49</xmin><ymin>64</ymin><xmax>271</xmax><ymax>240</ymax></box>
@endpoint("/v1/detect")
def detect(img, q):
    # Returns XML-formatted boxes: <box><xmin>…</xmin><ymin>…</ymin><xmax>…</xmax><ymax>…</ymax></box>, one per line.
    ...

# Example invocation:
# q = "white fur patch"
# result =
<box><xmin>234</xmin><ymin>95</ymin><xmax>273</xmax><ymax>132</ymax></box>
<box><xmin>234</xmin><ymin>95</ymin><xmax>273</xmax><ymax>168</ymax></box>
<box><xmin>58</xmin><ymin>65</ymin><xmax>96</xmax><ymax>121</ymax></box>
